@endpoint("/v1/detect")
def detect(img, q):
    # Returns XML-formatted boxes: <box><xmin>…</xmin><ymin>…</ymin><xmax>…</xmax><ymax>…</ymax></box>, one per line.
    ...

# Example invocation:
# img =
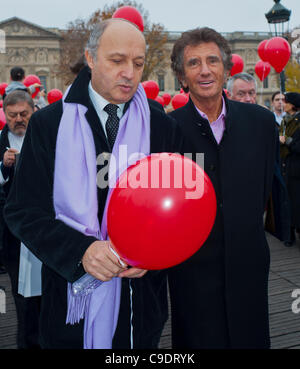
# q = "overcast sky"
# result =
<box><xmin>1</xmin><ymin>0</ymin><xmax>300</xmax><ymax>33</ymax></box>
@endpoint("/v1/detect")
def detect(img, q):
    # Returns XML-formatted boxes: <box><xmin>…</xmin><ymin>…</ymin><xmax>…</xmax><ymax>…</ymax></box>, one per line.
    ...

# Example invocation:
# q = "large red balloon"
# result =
<box><xmin>112</xmin><ymin>6</ymin><xmax>144</xmax><ymax>32</ymax></box>
<box><xmin>23</xmin><ymin>75</ymin><xmax>41</xmax><ymax>98</ymax></box>
<box><xmin>0</xmin><ymin>83</ymin><xmax>8</xmax><ymax>96</ymax></box>
<box><xmin>0</xmin><ymin>108</ymin><xmax>6</xmax><ymax>130</ymax></box>
<box><xmin>143</xmin><ymin>80</ymin><xmax>160</xmax><ymax>100</ymax></box>
<box><xmin>257</xmin><ymin>40</ymin><xmax>269</xmax><ymax>62</ymax></box>
<box><xmin>162</xmin><ymin>93</ymin><xmax>171</xmax><ymax>106</ymax></box>
<box><xmin>171</xmin><ymin>93</ymin><xmax>189</xmax><ymax>110</ymax></box>
<box><xmin>107</xmin><ymin>153</ymin><xmax>216</xmax><ymax>270</ymax></box>
<box><xmin>255</xmin><ymin>60</ymin><xmax>271</xmax><ymax>82</ymax></box>
<box><xmin>47</xmin><ymin>89</ymin><xmax>63</xmax><ymax>104</ymax></box>
<box><xmin>155</xmin><ymin>96</ymin><xmax>164</xmax><ymax>106</ymax></box>
<box><xmin>230</xmin><ymin>54</ymin><xmax>244</xmax><ymax>76</ymax></box>
<box><xmin>264</xmin><ymin>37</ymin><xmax>291</xmax><ymax>73</ymax></box>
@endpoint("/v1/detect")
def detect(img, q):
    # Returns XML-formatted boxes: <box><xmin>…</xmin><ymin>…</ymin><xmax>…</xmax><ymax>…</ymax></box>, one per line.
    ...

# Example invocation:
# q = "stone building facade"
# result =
<box><xmin>0</xmin><ymin>17</ymin><xmax>63</xmax><ymax>93</ymax></box>
<box><xmin>0</xmin><ymin>17</ymin><xmax>282</xmax><ymax>107</ymax></box>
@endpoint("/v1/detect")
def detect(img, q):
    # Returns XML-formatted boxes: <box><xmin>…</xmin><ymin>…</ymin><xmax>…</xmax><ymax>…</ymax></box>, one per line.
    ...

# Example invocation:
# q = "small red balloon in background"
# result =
<box><xmin>0</xmin><ymin>83</ymin><xmax>8</xmax><ymax>96</ymax></box>
<box><xmin>47</xmin><ymin>89</ymin><xmax>63</xmax><ymax>104</ymax></box>
<box><xmin>23</xmin><ymin>75</ymin><xmax>41</xmax><ymax>98</ymax></box>
<box><xmin>255</xmin><ymin>60</ymin><xmax>271</xmax><ymax>81</ymax></box>
<box><xmin>223</xmin><ymin>89</ymin><xmax>229</xmax><ymax>97</ymax></box>
<box><xmin>257</xmin><ymin>40</ymin><xmax>269</xmax><ymax>62</ymax></box>
<box><xmin>0</xmin><ymin>108</ymin><xmax>6</xmax><ymax>130</ymax></box>
<box><xmin>171</xmin><ymin>93</ymin><xmax>189</xmax><ymax>110</ymax></box>
<box><xmin>107</xmin><ymin>153</ymin><xmax>216</xmax><ymax>270</ymax></box>
<box><xmin>162</xmin><ymin>93</ymin><xmax>171</xmax><ymax>106</ymax></box>
<box><xmin>264</xmin><ymin>37</ymin><xmax>291</xmax><ymax>73</ymax></box>
<box><xmin>143</xmin><ymin>80</ymin><xmax>160</xmax><ymax>100</ymax></box>
<box><xmin>155</xmin><ymin>96</ymin><xmax>165</xmax><ymax>106</ymax></box>
<box><xmin>112</xmin><ymin>6</ymin><xmax>144</xmax><ymax>32</ymax></box>
<box><xmin>230</xmin><ymin>54</ymin><xmax>244</xmax><ymax>76</ymax></box>
<box><xmin>0</xmin><ymin>100</ymin><xmax>3</xmax><ymax>108</ymax></box>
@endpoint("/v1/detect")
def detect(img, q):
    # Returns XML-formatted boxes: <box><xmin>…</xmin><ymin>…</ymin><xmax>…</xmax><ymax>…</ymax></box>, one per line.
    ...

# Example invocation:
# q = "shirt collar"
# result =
<box><xmin>88</xmin><ymin>81</ymin><xmax>125</xmax><ymax>118</ymax></box>
<box><xmin>195</xmin><ymin>96</ymin><xmax>226</xmax><ymax>123</ymax></box>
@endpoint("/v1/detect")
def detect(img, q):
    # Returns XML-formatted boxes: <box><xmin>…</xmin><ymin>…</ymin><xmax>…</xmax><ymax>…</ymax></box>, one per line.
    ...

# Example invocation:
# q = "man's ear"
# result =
<box><xmin>85</xmin><ymin>50</ymin><xmax>94</xmax><ymax>70</ymax></box>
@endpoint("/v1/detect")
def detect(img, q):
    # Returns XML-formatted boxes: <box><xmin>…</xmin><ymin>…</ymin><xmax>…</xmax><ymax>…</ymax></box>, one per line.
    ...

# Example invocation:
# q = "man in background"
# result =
<box><xmin>226</xmin><ymin>72</ymin><xmax>257</xmax><ymax>104</ymax></box>
<box><xmin>271</xmin><ymin>91</ymin><xmax>286</xmax><ymax>127</ymax></box>
<box><xmin>0</xmin><ymin>90</ymin><xmax>40</xmax><ymax>348</ymax></box>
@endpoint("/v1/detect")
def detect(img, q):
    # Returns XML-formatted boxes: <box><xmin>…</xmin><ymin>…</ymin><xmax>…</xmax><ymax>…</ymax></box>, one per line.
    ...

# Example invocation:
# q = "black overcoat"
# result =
<box><xmin>0</xmin><ymin>125</ymin><xmax>21</xmax><ymax>293</ymax></box>
<box><xmin>3</xmin><ymin>67</ymin><xmax>183</xmax><ymax>349</ymax></box>
<box><xmin>168</xmin><ymin>97</ymin><xmax>277</xmax><ymax>349</ymax></box>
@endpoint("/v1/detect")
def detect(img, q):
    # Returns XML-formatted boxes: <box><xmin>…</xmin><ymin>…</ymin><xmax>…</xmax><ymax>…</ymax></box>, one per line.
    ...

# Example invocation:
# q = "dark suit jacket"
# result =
<box><xmin>4</xmin><ymin>67</ymin><xmax>184</xmax><ymax>349</ymax></box>
<box><xmin>0</xmin><ymin>126</ymin><xmax>21</xmax><ymax>293</ymax></box>
<box><xmin>168</xmin><ymin>96</ymin><xmax>277</xmax><ymax>349</ymax></box>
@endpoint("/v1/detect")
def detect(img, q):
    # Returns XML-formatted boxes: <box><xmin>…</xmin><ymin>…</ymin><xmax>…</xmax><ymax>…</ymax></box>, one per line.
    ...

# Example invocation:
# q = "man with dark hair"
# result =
<box><xmin>4</xmin><ymin>67</ymin><xmax>41</xmax><ymax>99</ymax></box>
<box><xmin>4</xmin><ymin>19</ymin><xmax>183</xmax><ymax>349</ymax></box>
<box><xmin>0</xmin><ymin>90</ymin><xmax>41</xmax><ymax>348</ymax></box>
<box><xmin>279</xmin><ymin>92</ymin><xmax>300</xmax><ymax>246</ymax></box>
<box><xmin>272</xmin><ymin>91</ymin><xmax>286</xmax><ymax>126</ymax></box>
<box><xmin>168</xmin><ymin>27</ymin><xmax>277</xmax><ymax>349</ymax></box>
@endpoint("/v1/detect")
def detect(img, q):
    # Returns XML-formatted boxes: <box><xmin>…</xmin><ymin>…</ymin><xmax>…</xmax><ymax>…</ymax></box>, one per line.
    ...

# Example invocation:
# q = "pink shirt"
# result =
<box><xmin>195</xmin><ymin>97</ymin><xmax>226</xmax><ymax>144</ymax></box>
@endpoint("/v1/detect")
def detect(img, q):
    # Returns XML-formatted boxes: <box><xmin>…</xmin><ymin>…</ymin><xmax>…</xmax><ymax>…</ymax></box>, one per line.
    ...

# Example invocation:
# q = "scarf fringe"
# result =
<box><xmin>66</xmin><ymin>283</ymin><xmax>91</xmax><ymax>325</ymax></box>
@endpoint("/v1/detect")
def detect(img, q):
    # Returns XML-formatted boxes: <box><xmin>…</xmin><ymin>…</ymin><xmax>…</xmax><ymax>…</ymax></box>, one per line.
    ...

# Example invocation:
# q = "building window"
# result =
<box><xmin>264</xmin><ymin>99</ymin><xmax>271</xmax><ymax>109</ymax></box>
<box><xmin>174</xmin><ymin>77</ymin><xmax>181</xmax><ymax>91</ymax></box>
<box><xmin>38</xmin><ymin>76</ymin><xmax>47</xmax><ymax>91</ymax></box>
<box><xmin>158</xmin><ymin>74</ymin><xmax>165</xmax><ymax>91</ymax></box>
<box><xmin>263</xmin><ymin>76</ymin><xmax>269</xmax><ymax>89</ymax></box>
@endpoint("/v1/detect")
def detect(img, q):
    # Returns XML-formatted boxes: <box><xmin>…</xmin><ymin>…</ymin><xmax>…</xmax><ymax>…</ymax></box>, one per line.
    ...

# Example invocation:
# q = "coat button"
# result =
<box><xmin>201</xmin><ymin>132</ymin><xmax>206</xmax><ymax>136</ymax></box>
<box><xmin>210</xmin><ymin>164</ymin><xmax>216</xmax><ymax>171</ymax></box>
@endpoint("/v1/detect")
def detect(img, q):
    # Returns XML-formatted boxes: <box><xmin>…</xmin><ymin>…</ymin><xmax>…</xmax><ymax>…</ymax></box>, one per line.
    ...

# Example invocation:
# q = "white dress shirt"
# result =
<box><xmin>88</xmin><ymin>82</ymin><xmax>125</xmax><ymax>137</ymax></box>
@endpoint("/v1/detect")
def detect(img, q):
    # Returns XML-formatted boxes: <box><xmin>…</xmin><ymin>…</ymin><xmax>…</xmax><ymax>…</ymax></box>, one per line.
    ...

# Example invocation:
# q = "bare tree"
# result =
<box><xmin>56</xmin><ymin>1</ymin><xmax>169</xmax><ymax>85</ymax></box>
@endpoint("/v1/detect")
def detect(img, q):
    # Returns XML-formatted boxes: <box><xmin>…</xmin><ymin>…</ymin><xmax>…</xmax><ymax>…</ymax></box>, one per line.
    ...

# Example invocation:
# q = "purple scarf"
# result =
<box><xmin>53</xmin><ymin>84</ymin><xmax>150</xmax><ymax>349</ymax></box>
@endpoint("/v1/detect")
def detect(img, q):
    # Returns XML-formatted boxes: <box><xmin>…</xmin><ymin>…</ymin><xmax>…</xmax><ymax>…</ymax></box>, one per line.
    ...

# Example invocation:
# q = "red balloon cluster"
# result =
<box><xmin>256</xmin><ymin>37</ymin><xmax>291</xmax><ymax>77</ymax></box>
<box><xmin>0</xmin><ymin>83</ymin><xmax>8</xmax><ymax>96</ymax></box>
<box><xmin>47</xmin><ymin>89</ymin><xmax>63</xmax><ymax>104</ymax></box>
<box><xmin>107</xmin><ymin>153</ymin><xmax>216</xmax><ymax>270</ymax></box>
<box><xmin>112</xmin><ymin>6</ymin><xmax>144</xmax><ymax>32</ymax></box>
<box><xmin>171</xmin><ymin>93</ymin><xmax>189</xmax><ymax>110</ymax></box>
<box><xmin>142</xmin><ymin>80</ymin><xmax>160</xmax><ymax>100</ymax></box>
<box><xmin>23</xmin><ymin>75</ymin><xmax>41</xmax><ymax>98</ymax></box>
<box><xmin>230</xmin><ymin>54</ymin><xmax>244</xmax><ymax>76</ymax></box>
<box><xmin>0</xmin><ymin>108</ymin><xmax>6</xmax><ymax>130</ymax></box>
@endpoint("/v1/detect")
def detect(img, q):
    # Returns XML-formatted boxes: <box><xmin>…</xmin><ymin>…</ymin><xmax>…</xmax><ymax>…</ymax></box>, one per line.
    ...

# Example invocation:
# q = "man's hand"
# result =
<box><xmin>118</xmin><ymin>268</ymin><xmax>147</xmax><ymax>279</ymax></box>
<box><xmin>279</xmin><ymin>135</ymin><xmax>286</xmax><ymax>144</ymax></box>
<box><xmin>82</xmin><ymin>240</ymin><xmax>128</xmax><ymax>282</ymax></box>
<box><xmin>3</xmin><ymin>148</ymin><xmax>19</xmax><ymax>167</ymax></box>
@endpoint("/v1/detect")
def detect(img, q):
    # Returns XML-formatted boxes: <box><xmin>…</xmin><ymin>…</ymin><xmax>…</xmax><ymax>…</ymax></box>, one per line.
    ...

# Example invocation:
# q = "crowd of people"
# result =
<box><xmin>0</xmin><ymin>18</ymin><xmax>299</xmax><ymax>350</ymax></box>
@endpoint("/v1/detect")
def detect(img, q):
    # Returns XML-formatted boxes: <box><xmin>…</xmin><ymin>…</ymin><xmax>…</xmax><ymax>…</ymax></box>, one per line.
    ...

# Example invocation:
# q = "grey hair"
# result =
<box><xmin>85</xmin><ymin>20</ymin><xmax>112</xmax><ymax>61</ymax></box>
<box><xmin>226</xmin><ymin>72</ymin><xmax>257</xmax><ymax>94</ymax></box>
<box><xmin>3</xmin><ymin>90</ymin><xmax>34</xmax><ymax>112</ymax></box>
<box><xmin>85</xmin><ymin>18</ymin><xmax>144</xmax><ymax>61</ymax></box>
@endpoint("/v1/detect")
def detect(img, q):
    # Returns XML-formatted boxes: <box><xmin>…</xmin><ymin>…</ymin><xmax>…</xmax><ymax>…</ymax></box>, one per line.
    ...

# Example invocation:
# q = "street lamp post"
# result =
<box><xmin>265</xmin><ymin>0</ymin><xmax>291</xmax><ymax>93</ymax></box>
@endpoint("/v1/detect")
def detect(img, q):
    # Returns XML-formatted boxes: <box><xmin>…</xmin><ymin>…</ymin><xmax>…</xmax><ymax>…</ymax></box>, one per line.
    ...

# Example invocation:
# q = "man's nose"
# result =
<box><xmin>15</xmin><ymin>113</ymin><xmax>23</xmax><ymax>122</ymax></box>
<box><xmin>121</xmin><ymin>63</ymin><xmax>134</xmax><ymax>80</ymax></box>
<box><xmin>199</xmin><ymin>62</ymin><xmax>211</xmax><ymax>75</ymax></box>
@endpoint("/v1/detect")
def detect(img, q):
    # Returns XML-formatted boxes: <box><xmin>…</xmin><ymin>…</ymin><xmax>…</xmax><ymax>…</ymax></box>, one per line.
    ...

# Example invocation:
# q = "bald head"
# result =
<box><xmin>85</xmin><ymin>19</ymin><xmax>146</xmax><ymax>104</ymax></box>
<box><xmin>86</xmin><ymin>19</ymin><xmax>145</xmax><ymax>62</ymax></box>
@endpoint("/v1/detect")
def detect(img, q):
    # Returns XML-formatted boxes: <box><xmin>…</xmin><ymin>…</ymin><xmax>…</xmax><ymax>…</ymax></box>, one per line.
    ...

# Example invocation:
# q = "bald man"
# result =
<box><xmin>4</xmin><ymin>19</ymin><xmax>184</xmax><ymax>349</ymax></box>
